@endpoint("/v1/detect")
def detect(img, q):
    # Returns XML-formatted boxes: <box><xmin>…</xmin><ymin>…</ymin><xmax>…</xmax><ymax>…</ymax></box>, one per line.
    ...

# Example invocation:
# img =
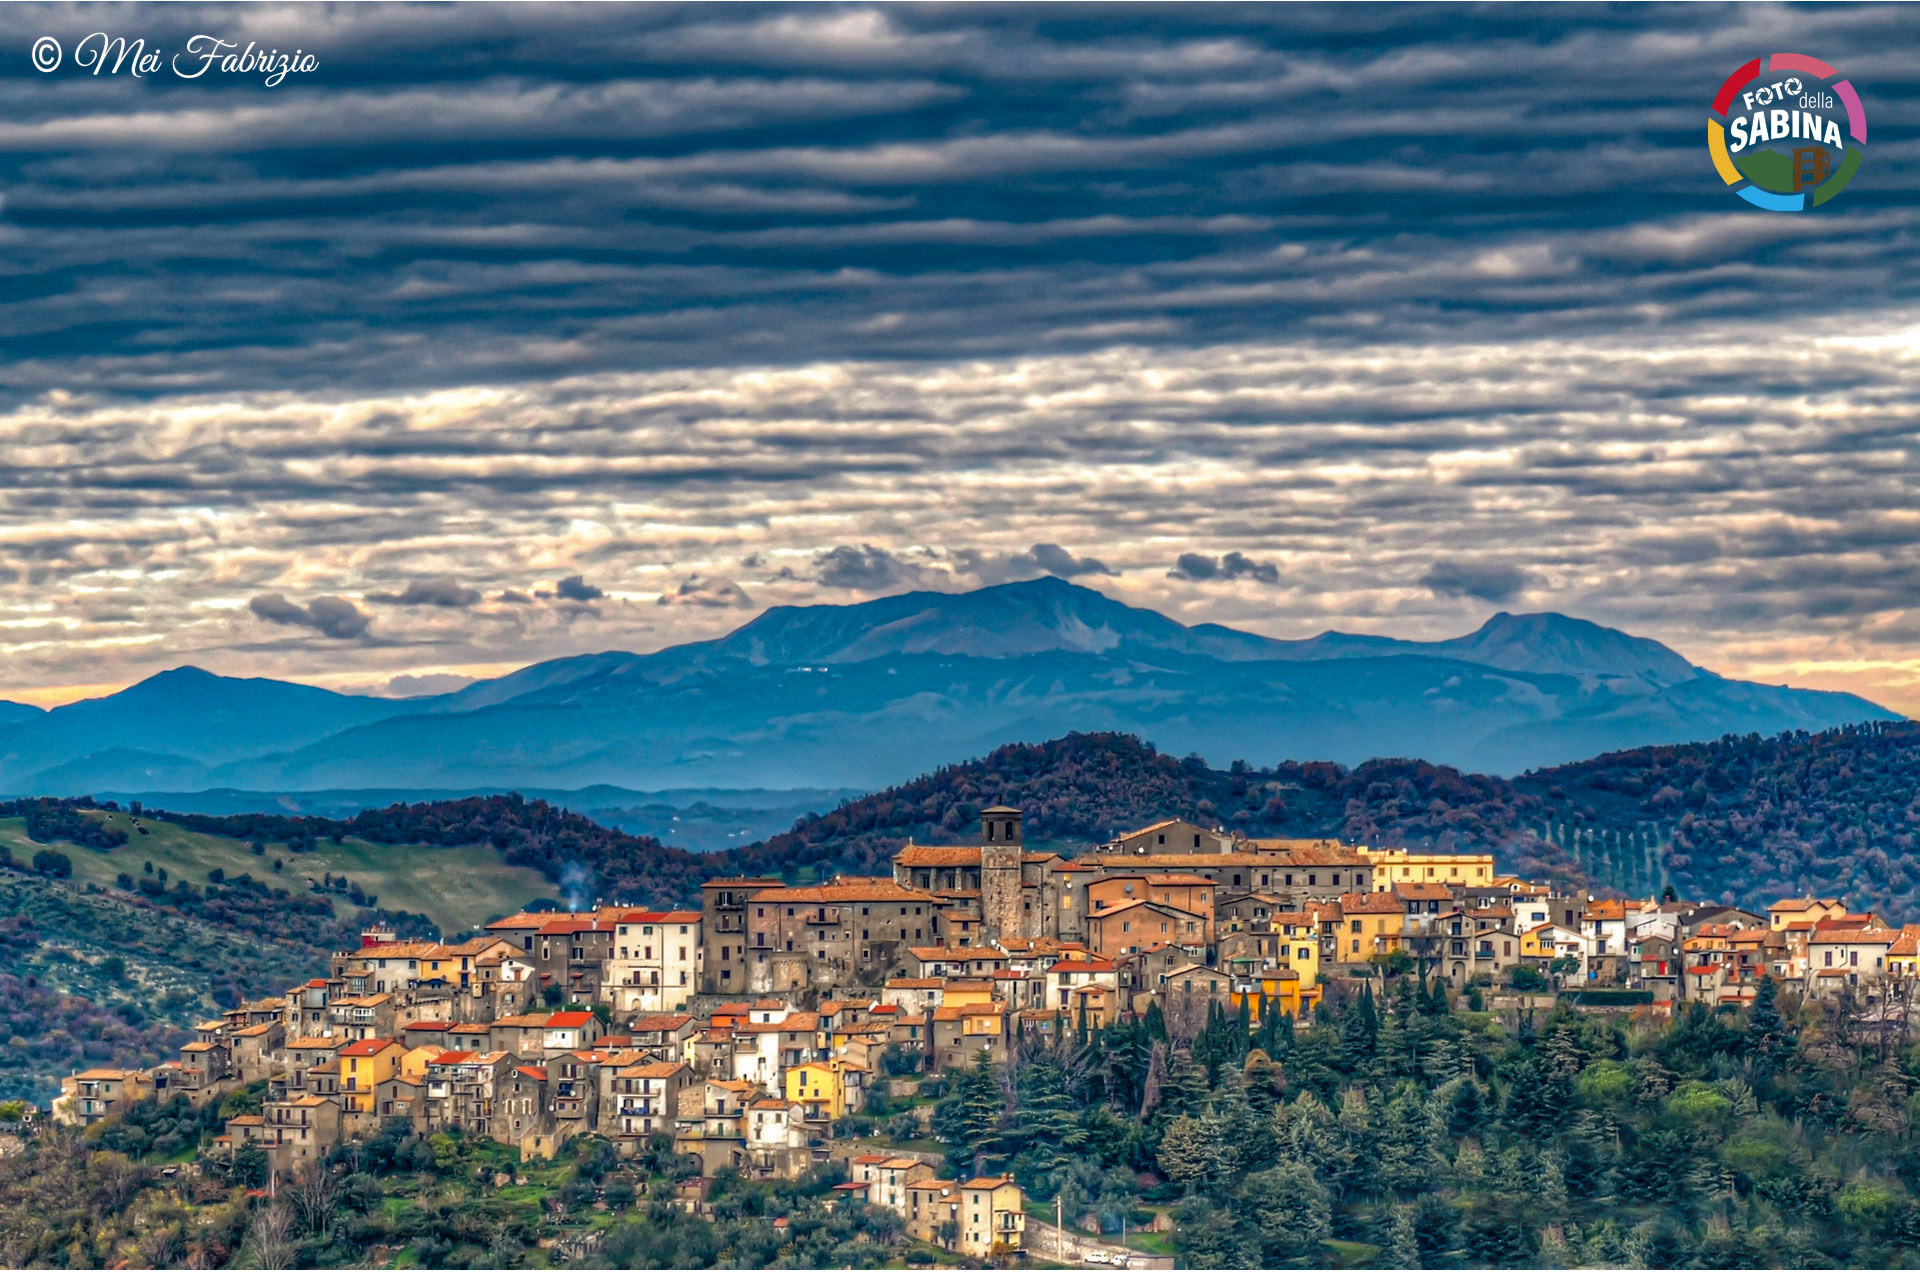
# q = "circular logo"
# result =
<box><xmin>1709</xmin><ymin>54</ymin><xmax>1866</xmax><ymax>211</ymax></box>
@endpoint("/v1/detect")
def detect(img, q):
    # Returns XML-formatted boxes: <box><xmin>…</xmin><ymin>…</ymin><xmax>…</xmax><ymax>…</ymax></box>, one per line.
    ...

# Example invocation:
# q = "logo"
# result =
<box><xmin>1709</xmin><ymin>54</ymin><xmax>1865</xmax><ymax>211</ymax></box>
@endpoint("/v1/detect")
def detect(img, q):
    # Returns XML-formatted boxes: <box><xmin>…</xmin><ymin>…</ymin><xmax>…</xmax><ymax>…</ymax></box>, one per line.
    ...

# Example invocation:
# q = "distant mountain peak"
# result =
<box><xmin>1</xmin><ymin>579</ymin><xmax>1895</xmax><ymax>796</ymax></box>
<box><xmin>1441</xmin><ymin>609</ymin><xmax>1697</xmax><ymax>686</ymax></box>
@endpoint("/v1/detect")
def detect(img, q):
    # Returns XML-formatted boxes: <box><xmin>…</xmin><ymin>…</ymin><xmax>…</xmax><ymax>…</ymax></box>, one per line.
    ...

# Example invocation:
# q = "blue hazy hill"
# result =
<box><xmin>0</xmin><ymin>578</ymin><xmax>1897</xmax><ymax>794</ymax></box>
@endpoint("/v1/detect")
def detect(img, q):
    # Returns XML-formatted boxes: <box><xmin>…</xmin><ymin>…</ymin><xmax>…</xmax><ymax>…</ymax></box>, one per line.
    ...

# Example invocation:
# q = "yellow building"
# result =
<box><xmin>1271</xmin><ymin>911</ymin><xmax>1323</xmax><ymax>986</ymax></box>
<box><xmin>1229</xmin><ymin>968</ymin><xmax>1323</xmax><ymax>1021</ymax></box>
<box><xmin>339</xmin><ymin>1038</ymin><xmax>405</xmax><ymax>1114</ymax></box>
<box><xmin>1887</xmin><ymin>925</ymin><xmax>1920</xmax><ymax>979</ymax></box>
<box><xmin>786</xmin><ymin>1061</ymin><xmax>849</xmax><ymax>1122</ymax></box>
<box><xmin>400</xmin><ymin>1043</ymin><xmax>446</xmax><ymax>1080</ymax></box>
<box><xmin>960</xmin><ymin>1177</ymin><xmax>1026</xmax><ymax>1257</ymax></box>
<box><xmin>1362</xmin><ymin>847</ymin><xmax>1495</xmax><ymax>891</ymax></box>
<box><xmin>938</xmin><ymin>979</ymin><xmax>995</xmax><ymax>1009</ymax></box>
<box><xmin>1768</xmin><ymin>897</ymin><xmax>1847</xmax><ymax>931</ymax></box>
<box><xmin>1336</xmin><ymin>892</ymin><xmax>1406</xmax><ymax>962</ymax></box>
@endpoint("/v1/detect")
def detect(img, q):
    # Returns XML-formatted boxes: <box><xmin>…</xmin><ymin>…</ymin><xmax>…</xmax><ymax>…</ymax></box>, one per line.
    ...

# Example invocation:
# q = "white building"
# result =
<box><xmin>605</xmin><ymin>910</ymin><xmax>703</xmax><ymax>1013</ymax></box>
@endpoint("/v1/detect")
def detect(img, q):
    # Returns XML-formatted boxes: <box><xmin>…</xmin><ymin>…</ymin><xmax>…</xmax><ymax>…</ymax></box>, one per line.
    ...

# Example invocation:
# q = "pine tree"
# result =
<box><xmin>1386</xmin><ymin>1203</ymin><xmax>1422</xmax><ymax>1269</ymax></box>
<box><xmin>1159</xmin><ymin>1047</ymin><xmax>1210</xmax><ymax>1121</ymax></box>
<box><xmin>1012</xmin><ymin>1056</ymin><xmax>1088</xmax><ymax>1185</ymax></box>
<box><xmin>1210</xmin><ymin>1067</ymin><xmax>1271</xmax><ymax>1179</ymax></box>
<box><xmin>1744</xmin><ymin>975</ymin><xmax>1794</xmax><ymax>1079</ymax></box>
<box><xmin>1239</xmin><ymin>1163</ymin><xmax>1333</xmax><ymax>1263</ymax></box>
<box><xmin>932</xmin><ymin>1049</ymin><xmax>1006</xmax><ymax>1172</ymax></box>
<box><xmin>1342</xmin><ymin>984</ymin><xmax>1380</xmax><ymax>1072</ymax></box>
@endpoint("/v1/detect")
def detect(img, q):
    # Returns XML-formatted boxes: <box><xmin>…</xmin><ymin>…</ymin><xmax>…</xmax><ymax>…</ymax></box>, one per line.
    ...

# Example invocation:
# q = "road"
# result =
<box><xmin>1022</xmin><ymin>1215</ymin><xmax>1173</xmax><ymax>1270</ymax></box>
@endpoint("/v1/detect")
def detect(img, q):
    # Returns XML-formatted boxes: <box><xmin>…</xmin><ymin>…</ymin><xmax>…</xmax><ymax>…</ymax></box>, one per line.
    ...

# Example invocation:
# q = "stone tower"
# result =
<box><xmin>979</xmin><ymin>805</ymin><xmax>1024</xmax><ymax>943</ymax></box>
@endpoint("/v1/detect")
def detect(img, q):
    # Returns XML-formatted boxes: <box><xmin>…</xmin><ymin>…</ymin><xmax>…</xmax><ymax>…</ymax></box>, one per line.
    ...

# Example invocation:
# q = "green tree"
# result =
<box><xmin>1010</xmin><ymin>1055</ymin><xmax>1088</xmax><ymax>1188</ymax></box>
<box><xmin>932</xmin><ymin>1050</ymin><xmax>1005</xmax><ymax>1172</ymax></box>
<box><xmin>1238</xmin><ymin>1162</ymin><xmax>1332</xmax><ymax>1263</ymax></box>
<box><xmin>1386</xmin><ymin>1202</ymin><xmax>1422</xmax><ymax>1269</ymax></box>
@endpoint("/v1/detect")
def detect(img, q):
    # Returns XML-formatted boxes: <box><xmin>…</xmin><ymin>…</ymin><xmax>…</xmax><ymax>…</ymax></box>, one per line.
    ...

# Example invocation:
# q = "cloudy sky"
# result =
<box><xmin>2</xmin><ymin>2</ymin><xmax>1919</xmax><ymax>713</ymax></box>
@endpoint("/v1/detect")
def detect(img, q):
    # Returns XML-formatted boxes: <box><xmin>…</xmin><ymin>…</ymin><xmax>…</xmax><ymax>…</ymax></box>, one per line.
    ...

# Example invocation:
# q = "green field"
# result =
<box><xmin>0</xmin><ymin>811</ymin><xmax>557</xmax><ymax>935</ymax></box>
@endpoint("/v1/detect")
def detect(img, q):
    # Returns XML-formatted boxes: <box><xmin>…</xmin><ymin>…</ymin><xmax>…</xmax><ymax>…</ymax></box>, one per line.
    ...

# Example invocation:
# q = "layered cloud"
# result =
<box><xmin>0</xmin><ymin>4</ymin><xmax>1917</xmax><ymax>716</ymax></box>
<box><xmin>248</xmin><ymin>593</ymin><xmax>373</xmax><ymax>640</ymax></box>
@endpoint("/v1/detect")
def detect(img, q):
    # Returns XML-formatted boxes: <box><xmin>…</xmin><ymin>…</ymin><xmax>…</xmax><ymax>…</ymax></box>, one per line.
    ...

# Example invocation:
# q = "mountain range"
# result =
<box><xmin>0</xmin><ymin>577</ymin><xmax>1900</xmax><ymax>796</ymax></box>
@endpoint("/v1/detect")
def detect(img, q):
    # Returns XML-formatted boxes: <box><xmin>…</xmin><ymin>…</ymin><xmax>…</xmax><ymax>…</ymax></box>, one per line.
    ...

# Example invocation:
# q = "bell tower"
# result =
<box><xmin>980</xmin><ymin>805</ymin><xmax>1024</xmax><ymax>943</ymax></box>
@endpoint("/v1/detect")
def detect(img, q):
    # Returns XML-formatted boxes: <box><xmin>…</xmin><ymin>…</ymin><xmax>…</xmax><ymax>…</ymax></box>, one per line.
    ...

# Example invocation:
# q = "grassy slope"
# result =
<box><xmin>0</xmin><ymin>810</ymin><xmax>555</xmax><ymax>934</ymax></box>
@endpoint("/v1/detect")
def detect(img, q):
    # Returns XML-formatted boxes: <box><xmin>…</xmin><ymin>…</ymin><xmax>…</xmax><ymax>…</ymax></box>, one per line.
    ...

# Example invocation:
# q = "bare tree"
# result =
<box><xmin>1139</xmin><ymin>1041</ymin><xmax>1167</xmax><ymax>1120</ymax></box>
<box><xmin>242</xmin><ymin>1201</ymin><xmax>295</xmax><ymax>1270</ymax></box>
<box><xmin>1163</xmin><ymin>990</ymin><xmax>1208</xmax><ymax>1044</ymax></box>
<box><xmin>288</xmin><ymin>1162</ymin><xmax>339</xmax><ymax>1240</ymax></box>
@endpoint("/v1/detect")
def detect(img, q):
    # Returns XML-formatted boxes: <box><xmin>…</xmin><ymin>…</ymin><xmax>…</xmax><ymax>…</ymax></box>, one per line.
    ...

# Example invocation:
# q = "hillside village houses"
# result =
<box><xmin>50</xmin><ymin>805</ymin><xmax>1920</xmax><ymax>1256</ymax></box>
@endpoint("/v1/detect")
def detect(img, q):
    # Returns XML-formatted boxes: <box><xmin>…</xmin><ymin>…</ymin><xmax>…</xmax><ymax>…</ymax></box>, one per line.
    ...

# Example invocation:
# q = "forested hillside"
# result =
<box><xmin>1515</xmin><ymin>720</ymin><xmax>1920</xmax><ymax>914</ymax></box>
<box><xmin>21</xmin><ymin>722</ymin><xmax>1920</xmax><ymax>940</ymax></box>
<box><xmin>95</xmin><ymin>734</ymin><xmax>1582</xmax><ymax>907</ymax></box>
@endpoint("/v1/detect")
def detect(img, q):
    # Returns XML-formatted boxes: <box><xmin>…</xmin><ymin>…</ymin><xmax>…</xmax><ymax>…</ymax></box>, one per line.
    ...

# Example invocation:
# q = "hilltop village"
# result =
<box><xmin>47</xmin><ymin>807</ymin><xmax>1920</xmax><ymax>1260</ymax></box>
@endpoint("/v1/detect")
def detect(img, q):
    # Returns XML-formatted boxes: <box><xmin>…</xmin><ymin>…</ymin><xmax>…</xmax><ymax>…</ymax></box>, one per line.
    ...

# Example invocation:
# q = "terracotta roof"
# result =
<box><xmin>962</xmin><ymin>1176</ymin><xmax>1015</xmax><ymax>1189</ymax></box>
<box><xmin>340</xmin><ymin>1038</ymin><xmax>400</xmax><ymax>1057</ymax></box>
<box><xmin>629</xmin><ymin>1014</ymin><xmax>696</xmax><ymax>1032</ymax></box>
<box><xmin>621</xmin><ymin>1061</ymin><xmax>689</xmax><ymax>1078</ymax></box>
<box><xmin>1393</xmin><ymin>882</ymin><xmax>1456</xmax><ymax>901</ymax></box>
<box><xmin>1051</xmin><ymin>959</ymin><xmax>1116</xmax><ymax>974</ymax></box>
<box><xmin>1338</xmin><ymin>891</ymin><xmax>1403</xmax><ymax>915</ymax></box>
<box><xmin>489</xmin><ymin>912</ymin><xmax>580</xmax><ymax>929</ymax></box>
<box><xmin>1116</xmin><ymin>818</ymin><xmax>1199</xmax><ymax>839</ymax></box>
<box><xmin>536</xmin><ymin>918</ymin><xmax>611</xmax><ymax>936</ymax></box>
<box><xmin>1810</xmin><ymin>928</ymin><xmax>1896</xmax><ymax>946</ymax></box>
<box><xmin>617</xmin><ymin>910</ymin><xmax>702</xmax><ymax>924</ymax></box>
<box><xmin>1241</xmin><ymin>840</ymin><xmax>1368</xmax><ymax>865</ymax></box>
<box><xmin>751</xmin><ymin>878</ymin><xmax>934</xmax><ymax>904</ymax></box>
<box><xmin>546</xmin><ymin>1011</ymin><xmax>595</xmax><ymax>1027</ymax></box>
<box><xmin>894</xmin><ymin>845</ymin><xmax>983</xmax><ymax>868</ymax></box>
<box><xmin>355</xmin><ymin>940</ymin><xmax>446</xmax><ymax>958</ymax></box>
<box><xmin>515</xmin><ymin>1066</ymin><xmax>548</xmax><ymax>1081</ymax></box>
